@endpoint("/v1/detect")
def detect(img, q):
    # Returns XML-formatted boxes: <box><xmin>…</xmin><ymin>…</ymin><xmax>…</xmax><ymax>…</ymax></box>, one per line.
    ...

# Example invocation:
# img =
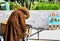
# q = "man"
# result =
<box><xmin>4</xmin><ymin>7</ymin><xmax>30</xmax><ymax>41</ymax></box>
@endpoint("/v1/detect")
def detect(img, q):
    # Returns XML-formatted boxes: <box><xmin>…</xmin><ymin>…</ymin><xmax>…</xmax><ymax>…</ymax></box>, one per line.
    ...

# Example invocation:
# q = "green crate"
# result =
<box><xmin>1</xmin><ymin>2</ymin><xmax>10</xmax><ymax>10</ymax></box>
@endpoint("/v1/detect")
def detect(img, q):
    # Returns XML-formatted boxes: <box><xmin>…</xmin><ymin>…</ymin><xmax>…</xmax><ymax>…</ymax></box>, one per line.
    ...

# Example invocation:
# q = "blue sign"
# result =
<box><xmin>49</xmin><ymin>16</ymin><xmax>60</xmax><ymax>25</ymax></box>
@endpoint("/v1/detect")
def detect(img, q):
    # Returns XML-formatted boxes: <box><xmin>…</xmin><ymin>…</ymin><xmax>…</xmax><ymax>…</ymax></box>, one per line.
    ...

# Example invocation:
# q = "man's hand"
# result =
<box><xmin>25</xmin><ymin>32</ymin><xmax>29</xmax><ymax>37</ymax></box>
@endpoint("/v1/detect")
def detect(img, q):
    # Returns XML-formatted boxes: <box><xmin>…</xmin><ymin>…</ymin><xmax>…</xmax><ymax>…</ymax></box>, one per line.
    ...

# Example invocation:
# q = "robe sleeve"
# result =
<box><xmin>18</xmin><ymin>11</ymin><xmax>27</xmax><ymax>33</ymax></box>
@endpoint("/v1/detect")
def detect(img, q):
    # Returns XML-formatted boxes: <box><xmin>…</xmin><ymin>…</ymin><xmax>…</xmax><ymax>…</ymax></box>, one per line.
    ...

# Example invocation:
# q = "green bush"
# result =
<box><xmin>0</xmin><ymin>2</ymin><xmax>5</xmax><ymax>4</ymax></box>
<box><xmin>10</xmin><ymin>2</ymin><xmax>21</xmax><ymax>10</ymax></box>
<box><xmin>39</xmin><ymin>0</ymin><xmax>46</xmax><ymax>2</ymax></box>
<box><xmin>32</xmin><ymin>3</ymin><xmax>60</xmax><ymax>10</ymax></box>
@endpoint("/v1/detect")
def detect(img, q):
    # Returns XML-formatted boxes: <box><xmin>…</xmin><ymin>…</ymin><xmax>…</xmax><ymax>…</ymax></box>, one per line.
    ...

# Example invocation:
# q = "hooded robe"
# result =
<box><xmin>4</xmin><ymin>10</ymin><xmax>27</xmax><ymax>41</ymax></box>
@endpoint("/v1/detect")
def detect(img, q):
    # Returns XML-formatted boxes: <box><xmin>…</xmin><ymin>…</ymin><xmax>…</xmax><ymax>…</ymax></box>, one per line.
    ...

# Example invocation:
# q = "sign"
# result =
<box><xmin>49</xmin><ymin>16</ymin><xmax>60</xmax><ymax>25</ymax></box>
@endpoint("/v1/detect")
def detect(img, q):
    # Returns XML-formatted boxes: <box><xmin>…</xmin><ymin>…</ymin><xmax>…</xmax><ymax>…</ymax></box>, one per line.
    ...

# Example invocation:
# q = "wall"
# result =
<box><xmin>0</xmin><ymin>10</ymin><xmax>60</xmax><ymax>29</ymax></box>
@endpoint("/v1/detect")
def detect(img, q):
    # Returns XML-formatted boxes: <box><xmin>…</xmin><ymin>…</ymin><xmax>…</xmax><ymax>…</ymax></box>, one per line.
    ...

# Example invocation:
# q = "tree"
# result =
<box><xmin>20</xmin><ymin>0</ymin><xmax>32</xmax><ymax>10</ymax></box>
<box><xmin>5</xmin><ymin>0</ymin><xmax>9</xmax><ymax>1</ymax></box>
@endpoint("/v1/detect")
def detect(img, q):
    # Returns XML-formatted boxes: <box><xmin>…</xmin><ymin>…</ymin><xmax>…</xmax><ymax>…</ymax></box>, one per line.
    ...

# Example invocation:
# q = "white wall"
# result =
<box><xmin>0</xmin><ymin>10</ymin><xmax>60</xmax><ymax>28</ymax></box>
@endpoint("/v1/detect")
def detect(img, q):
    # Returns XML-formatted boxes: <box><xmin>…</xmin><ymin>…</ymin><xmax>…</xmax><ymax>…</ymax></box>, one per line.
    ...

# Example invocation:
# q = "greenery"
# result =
<box><xmin>1</xmin><ymin>0</ymin><xmax>60</xmax><ymax>10</ymax></box>
<box><xmin>0</xmin><ymin>2</ymin><xmax>5</xmax><ymax>4</ymax></box>
<box><xmin>39</xmin><ymin>0</ymin><xmax>46</xmax><ymax>2</ymax></box>
<box><xmin>32</xmin><ymin>3</ymin><xmax>60</xmax><ymax>10</ymax></box>
<box><xmin>0</xmin><ymin>2</ymin><xmax>21</xmax><ymax>10</ymax></box>
<box><xmin>10</xmin><ymin>2</ymin><xmax>21</xmax><ymax>10</ymax></box>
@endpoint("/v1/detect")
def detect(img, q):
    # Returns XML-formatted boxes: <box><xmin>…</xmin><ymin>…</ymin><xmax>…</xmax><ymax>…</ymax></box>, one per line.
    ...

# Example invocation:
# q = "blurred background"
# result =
<box><xmin>0</xmin><ymin>0</ymin><xmax>60</xmax><ymax>10</ymax></box>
